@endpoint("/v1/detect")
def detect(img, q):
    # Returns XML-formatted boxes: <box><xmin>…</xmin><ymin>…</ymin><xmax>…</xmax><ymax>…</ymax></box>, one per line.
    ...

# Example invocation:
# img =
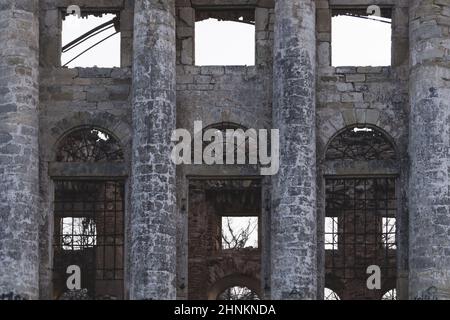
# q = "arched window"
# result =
<box><xmin>218</xmin><ymin>286</ymin><xmax>260</xmax><ymax>300</ymax></box>
<box><xmin>199</xmin><ymin>122</ymin><xmax>258</xmax><ymax>165</ymax></box>
<box><xmin>324</xmin><ymin>288</ymin><xmax>341</xmax><ymax>300</ymax></box>
<box><xmin>56</xmin><ymin>128</ymin><xmax>124</xmax><ymax>162</ymax></box>
<box><xmin>382</xmin><ymin>289</ymin><xmax>397</xmax><ymax>300</ymax></box>
<box><xmin>53</xmin><ymin>127</ymin><xmax>125</xmax><ymax>300</ymax></box>
<box><xmin>326</xmin><ymin>126</ymin><xmax>396</xmax><ymax>161</ymax></box>
<box><xmin>324</xmin><ymin>125</ymin><xmax>398</xmax><ymax>300</ymax></box>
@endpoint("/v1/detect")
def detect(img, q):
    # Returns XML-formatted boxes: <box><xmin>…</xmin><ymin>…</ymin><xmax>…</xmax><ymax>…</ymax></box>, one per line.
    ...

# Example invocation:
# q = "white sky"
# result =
<box><xmin>195</xmin><ymin>19</ymin><xmax>255</xmax><ymax>66</ymax></box>
<box><xmin>61</xmin><ymin>14</ymin><xmax>120</xmax><ymax>68</ymax></box>
<box><xmin>332</xmin><ymin>15</ymin><xmax>391</xmax><ymax>67</ymax></box>
<box><xmin>61</xmin><ymin>14</ymin><xmax>391</xmax><ymax>68</ymax></box>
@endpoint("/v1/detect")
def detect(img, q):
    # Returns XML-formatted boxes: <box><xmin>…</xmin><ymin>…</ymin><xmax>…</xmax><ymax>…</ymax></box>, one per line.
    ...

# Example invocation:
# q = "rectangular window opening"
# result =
<box><xmin>53</xmin><ymin>180</ymin><xmax>124</xmax><ymax>300</ymax></box>
<box><xmin>61</xmin><ymin>11</ymin><xmax>121</xmax><ymax>68</ymax></box>
<box><xmin>331</xmin><ymin>8</ymin><xmax>392</xmax><ymax>67</ymax></box>
<box><xmin>221</xmin><ymin>216</ymin><xmax>258</xmax><ymax>250</ymax></box>
<box><xmin>195</xmin><ymin>9</ymin><xmax>255</xmax><ymax>66</ymax></box>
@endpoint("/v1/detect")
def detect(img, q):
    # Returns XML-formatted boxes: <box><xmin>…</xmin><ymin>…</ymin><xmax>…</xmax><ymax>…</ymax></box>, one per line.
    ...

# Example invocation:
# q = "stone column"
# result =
<box><xmin>408</xmin><ymin>0</ymin><xmax>450</xmax><ymax>299</ymax></box>
<box><xmin>271</xmin><ymin>0</ymin><xmax>317</xmax><ymax>299</ymax></box>
<box><xmin>130</xmin><ymin>0</ymin><xmax>177</xmax><ymax>299</ymax></box>
<box><xmin>0</xmin><ymin>1</ymin><xmax>40</xmax><ymax>300</ymax></box>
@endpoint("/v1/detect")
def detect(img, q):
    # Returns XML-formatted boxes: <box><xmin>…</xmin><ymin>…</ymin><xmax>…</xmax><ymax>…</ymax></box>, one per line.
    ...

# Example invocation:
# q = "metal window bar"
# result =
<box><xmin>325</xmin><ymin>177</ymin><xmax>397</xmax><ymax>299</ymax></box>
<box><xmin>53</xmin><ymin>180</ymin><xmax>124</xmax><ymax>299</ymax></box>
<box><xmin>325</xmin><ymin>217</ymin><xmax>338</xmax><ymax>250</ymax></box>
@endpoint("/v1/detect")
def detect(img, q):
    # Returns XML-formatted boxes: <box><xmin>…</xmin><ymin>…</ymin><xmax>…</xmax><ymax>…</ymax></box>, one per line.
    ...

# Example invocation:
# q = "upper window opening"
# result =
<box><xmin>56</xmin><ymin>128</ymin><xmax>124</xmax><ymax>162</ymax></box>
<box><xmin>325</xmin><ymin>126</ymin><xmax>396</xmax><ymax>161</ymax></box>
<box><xmin>195</xmin><ymin>10</ymin><xmax>255</xmax><ymax>66</ymax></box>
<box><xmin>218</xmin><ymin>286</ymin><xmax>260</xmax><ymax>300</ymax></box>
<box><xmin>222</xmin><ymin>216</ymin><xmax>258</xmax><ymax>250</ymax></box>
<box><xmin>331</xmin><ymin>8</ymin><xmax>392</xmax><ymax>67</ymax></box>
<box><xmin>61</xmin><ymin>12</ymin><xmax>121</xmax><ymax>68</ymax></box>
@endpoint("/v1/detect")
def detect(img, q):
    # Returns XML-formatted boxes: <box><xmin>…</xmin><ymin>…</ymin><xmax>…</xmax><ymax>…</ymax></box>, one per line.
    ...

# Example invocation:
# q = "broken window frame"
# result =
<box><xmin>195</xmin><ymin>8</ymin><xmax>255</xmax><ymax>25</ymax></box>
<box><xmin>194</xmin><ymin>8</ymin><xmax>256</xmax><ymax>66</ymax></box>
<box><xmin>60</xmin><ymin>9</ymin><xmax>122</xmax><ymax>68</ymax></box>
<box><xmin>331</xmin><ymin>6</ymin><xmax>393</xmax><ymax>21</ymax></box>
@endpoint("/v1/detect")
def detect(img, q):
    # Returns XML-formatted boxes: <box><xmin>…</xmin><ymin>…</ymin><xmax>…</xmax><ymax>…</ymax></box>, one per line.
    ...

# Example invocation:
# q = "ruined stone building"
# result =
<box><xmin>0</xmin><ymin>0</ymin><xmax>449</xmax><ymax>300</ymax></box>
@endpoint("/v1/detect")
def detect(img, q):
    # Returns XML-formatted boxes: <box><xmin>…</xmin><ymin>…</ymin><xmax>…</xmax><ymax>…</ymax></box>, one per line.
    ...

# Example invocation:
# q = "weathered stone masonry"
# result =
<box><xmin>130</xmin><ymin>0</ymin><xmax>177</xmax><ymax>299</ymax></box>
<box><xmin>271</xmin><ymin>0</ymin><xmax>317</xmax><ymax>300</ymax></box>
<box><xmin>408</xmin><ymin>0</ymin><xmax>450</xmax><ymax>299</ymax></box>
<box><xmin>0</xmin><ymin>0</ymin><xmax>40</xmax><ymax>299</ymax></box>
<box><xmin>0</xmin><ymin>0</ymin><xmax>449</xmax><ymax>300</ymax></box>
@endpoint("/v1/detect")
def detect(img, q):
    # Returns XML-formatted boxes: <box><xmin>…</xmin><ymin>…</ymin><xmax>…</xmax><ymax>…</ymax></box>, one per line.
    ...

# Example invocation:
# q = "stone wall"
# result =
<box><xmin>0</xmin><ymin>0</ymin><xmax>447</xmax><ymax>300</ymax></box>
<box><xmin>38</xmin><ymin>0</ymin><xmax>134</xmax><ymax>298</ymax></box>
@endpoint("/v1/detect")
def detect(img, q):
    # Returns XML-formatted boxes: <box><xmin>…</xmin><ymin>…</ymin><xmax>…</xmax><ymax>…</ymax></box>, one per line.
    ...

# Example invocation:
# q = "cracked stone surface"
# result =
<box><xmin>0</xmin><ymin>0</ymin><xmax>40</xmax><ymax>300</ymax></box>
<box><xmin>271</xmin><ymin>0</ymin><xmax>317</xmax><ymax>300</ymax></box>
<box><xmin>129</xmin><ymin>0</ymin><xmax>177</xmax><ymax>300</ymax></box>
<box><xmin>408</xmin><ymin>0</ymin><xmax>450</xmax><ymax>300</ymax></box>
<box><xmin>0</xmin><ymin>0</ymin><xmax>449</xmax><ymax>300</ymax></box>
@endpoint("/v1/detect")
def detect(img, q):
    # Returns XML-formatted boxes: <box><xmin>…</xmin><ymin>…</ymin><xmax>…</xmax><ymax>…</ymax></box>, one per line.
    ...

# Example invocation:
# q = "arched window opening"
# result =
<box><xmin>199</xmin><ymin>122</ymin><xmax>259</xmax><ymax>165</ymax></box>
<box><xmin>382</xmin><ymin>289</ymin><xmax>397</xmax><ymax>300</ymax></box>
<box><xmin>324</xmin><ymin>288</ymin><xmax>341</xmax><ymax>300</ymax></box>
<box><xmin>56</xmin><ymin>128</ymin><xmax>124</xmax><ymax>162</ymax></box>
<box><xmin>218</xmin><ymin>286</ymin><xmax>260</xmax><ymax>300</ymax></box>
<box><xmin>325</xmin><ymin>126</ymin><xmax>396</xmax><ymax>161</ymax></box>
<box><xmin>53</xmin><ymin>127</ymin><xmax>125</xmax><ymax>300</ymax></box>
<box><xmin>324</xmin><ymin>125</ymin><xmax>398</xmax><ymax>300</ymax></box>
